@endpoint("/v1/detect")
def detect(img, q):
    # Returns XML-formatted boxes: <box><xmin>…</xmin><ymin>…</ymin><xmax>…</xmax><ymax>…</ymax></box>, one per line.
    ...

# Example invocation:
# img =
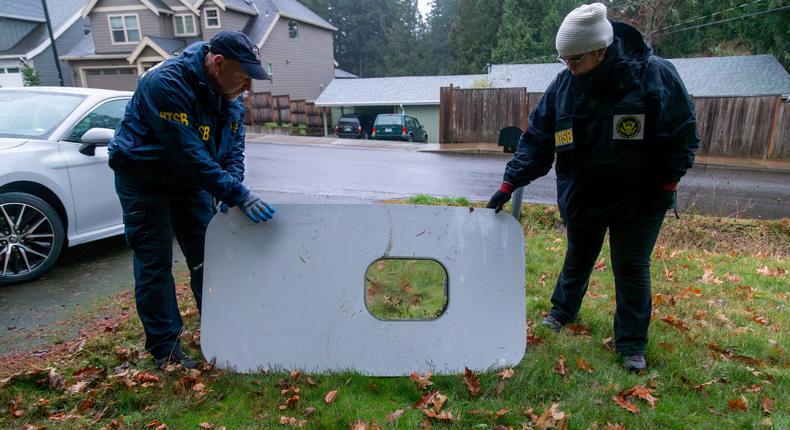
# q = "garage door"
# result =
<box><xmin>0</xmin><ymin>67</ymin><xmax>23</xmax><ymax>87</ymax></box>
<box><xmin>84</xmin><ymin>67</ymin><xmax>138</xmax><ymax>91</ymax></box>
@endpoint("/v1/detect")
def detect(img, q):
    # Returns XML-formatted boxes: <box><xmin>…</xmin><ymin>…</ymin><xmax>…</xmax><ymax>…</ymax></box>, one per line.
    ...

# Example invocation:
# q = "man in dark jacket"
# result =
<box><xmin>487</xmin><ymin>3</ymin><xmax>699</xmax><ymax>372</ymax></box>
<box><xmin>109</xmin><ymin>31</ymin><xmax>275</xmax><ymax>368</ymax></box>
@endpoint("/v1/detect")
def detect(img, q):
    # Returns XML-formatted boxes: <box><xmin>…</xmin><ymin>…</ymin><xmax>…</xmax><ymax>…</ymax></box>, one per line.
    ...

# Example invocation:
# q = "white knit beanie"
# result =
<box><xmin>555</xmin><ymin>3</ymin><xmax>614</xmax><ymax>57</ymax></box>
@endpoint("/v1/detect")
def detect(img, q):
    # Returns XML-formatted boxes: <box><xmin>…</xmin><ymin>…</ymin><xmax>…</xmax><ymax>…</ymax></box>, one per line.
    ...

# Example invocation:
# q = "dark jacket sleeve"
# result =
<box><xmin>649</xmin><ymin>57</ymin><xmax>699</xmax><ymax>185</ymax></box>
<box><xmin>222</xmin><ymin>115</ymin><xmax>246</xmax><ymax>184</ymax></box>
<box><xmin>503</xmin><ymin>79</ymin><xmax>558</xmax><ymax>188</ymax></box>
<box><xmin>142</xmin><ymin>76</ymin><xmax>249</xmax><ymax>206</ymax></box>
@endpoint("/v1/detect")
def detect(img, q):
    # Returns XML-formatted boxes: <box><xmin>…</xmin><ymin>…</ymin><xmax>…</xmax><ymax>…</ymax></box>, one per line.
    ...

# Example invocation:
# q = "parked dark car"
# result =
<box><xmin>371</xmin><ymin>114</ymin><xmax>428</xmax><ymax>142</ymax></box>
<box><xmin>335</xmin><ymin>113</ymin><xmax>374</xmax><ymax>139</ymax></box>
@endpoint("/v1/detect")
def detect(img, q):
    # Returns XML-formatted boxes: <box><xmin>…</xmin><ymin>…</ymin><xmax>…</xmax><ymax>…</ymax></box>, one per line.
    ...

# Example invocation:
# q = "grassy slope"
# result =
<box><xmin>0</xmin><ymin>198</ymin><xmax>787</xmax><ymax>429</ymax></box>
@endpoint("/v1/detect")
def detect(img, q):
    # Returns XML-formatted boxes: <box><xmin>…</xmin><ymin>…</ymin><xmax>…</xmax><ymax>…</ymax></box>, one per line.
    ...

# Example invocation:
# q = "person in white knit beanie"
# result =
<box><xmin>489</xmin><ymin>1</ymin><xmax>700</xmax><ymax>374</ymax></box>
<box><xmin>555</xmin><ymin>3</ymin><xmax>614</xmax><ymax>76</ymax></box>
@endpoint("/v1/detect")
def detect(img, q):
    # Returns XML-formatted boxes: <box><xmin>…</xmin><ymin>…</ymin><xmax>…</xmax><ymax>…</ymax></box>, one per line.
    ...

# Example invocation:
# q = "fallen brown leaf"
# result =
<box><xmin>279</xmin><ymin>416</ymin><xmax>307</xmax><ymax>427</ymax></box>
<box><xmin>661</xmin><ymin>315</ymin><xmax>690</xmax><ymax>331</ymax></box>
<box><xmin>76</xmin><ymin>398</ymin><xmax>94</xmax><ymax>413</ymax></box>
<box><xmin>566</xmin><ymin>324</ymin><xmax>590</xmax><ymax>336</ymax></box>
<box><xmin>304</xmin><ymin>407</ymin><xmax>316</xmax><ymax>417</ymax></box>
<box><xmin>324</xmin><ymin>390</ymin><xmax>338</xmax><ymax>404</ymax></box>
<box><xmin>576</xmin><ymin>358</ymin><xmax>594</xmax><ymax>373</ymax></box>
<box><xmin>409</xmin><ymin>371</ymin><xmax>433</xmax><ymax>390</ymax></box>
<box><xmin>761</xmin><ymin>397</ymin><xmax>774</xmax><ymax>414</ymax></box>
<box><xmin>603</xmin><ymin>423</ymin><xmax>626</xmax><ymax>430</ymax></box>
<box><xmin>146</xmin><ymin>419</ymin><xmax>162</xmax><ymax>429</ymax></box>
<box><xmin>612</xmin><ymin>395</ymin><xmax>639</xmax><ymax>414</ymax></box>
<box><xmin>421</xmin><ymin>408</ymin><xmax>454</xmax><ymax>421</ymax></box>
<box><xmin>306</xmin><ymin>376</ymin><xmax>318</xmax><ymax>386</ymax></box>
<box><xmin>529</xmin><ymin>402</ymin><xmax>568</xmax><ymax>429</ymax></box>
<box><xmin>290</xmin><ymin>370</ymin><xmax>301</xmax><ymax>381</ymax></box>
<box><xmin>8</xmin><ymin>392</ymin><xmax>24</xmax><ymax>418</ymax></box>
<box><xmin>413</xmin><ymin>390</ymin><xmax>438</xmax><ymax>409</ymax></box>
<box><xmin>555</xmin><ymin>355</ymin><xmax>567</xmax><ymax>377</ymax></box>
<box><xmin>626</xmin><ymin>385</ymin><xmax>658</xmax><ymax>409</ymax></box>
<box><xmin>498</xmin><ymin>368</ymin><xmax>515</xmax><ymax>380</ymax></box>
<box><xmin>199</xmin><ymin>422</ymin><xmax>214</xmax><ymax>429</ymax></box>
<box><xmin>728</xmin><ymin>398</ymin><xmax>748</xmax><ymax>411</ymax></box>
<box><xmin>431</xmin><ymin>393</ymin><xmax>448</xmax><ymax>413</ymax></box>
<box><xmin>463</xmin><ymin>367</ymin><xmax>481</xmax><ymax>396</ymax></box>
<box><xmin>385</xmin><ymin>409</ymin><xmax>404</xmax><ymax>422</ymax></box>
<box><xmin>135</xmin><ymin>372</ymin><xmax>160</xmax><ymax>383</ymax></box>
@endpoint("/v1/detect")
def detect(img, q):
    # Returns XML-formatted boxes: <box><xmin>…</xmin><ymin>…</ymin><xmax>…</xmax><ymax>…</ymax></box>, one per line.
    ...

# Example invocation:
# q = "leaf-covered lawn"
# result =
<box><xmin>1</xmin><ymin>201</ymin><xmax>787</xmax><ymax>429</ymax></box>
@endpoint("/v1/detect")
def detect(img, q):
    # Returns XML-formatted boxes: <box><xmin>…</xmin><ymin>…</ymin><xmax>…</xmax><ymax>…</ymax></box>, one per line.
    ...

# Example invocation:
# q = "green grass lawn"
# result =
<box><xmin>1</xmin><ymin>199</ymin><xmax>787</xmax><ymax>429</ymax></box>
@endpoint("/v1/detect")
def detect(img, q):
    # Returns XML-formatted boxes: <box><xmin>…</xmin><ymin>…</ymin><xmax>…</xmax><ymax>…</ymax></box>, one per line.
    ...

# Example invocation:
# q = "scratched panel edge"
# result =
<box><xmin>201</xmin><ymin>204</ymin><xmax>526</xmax><ymax>376</ymax></box>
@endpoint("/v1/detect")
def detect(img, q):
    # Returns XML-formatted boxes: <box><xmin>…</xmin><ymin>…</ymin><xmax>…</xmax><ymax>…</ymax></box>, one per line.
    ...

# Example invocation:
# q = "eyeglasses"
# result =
<box><xmin>557</xmin><ymin>52</ymin><xmax>590</xmax><ymax>66</ymax></box>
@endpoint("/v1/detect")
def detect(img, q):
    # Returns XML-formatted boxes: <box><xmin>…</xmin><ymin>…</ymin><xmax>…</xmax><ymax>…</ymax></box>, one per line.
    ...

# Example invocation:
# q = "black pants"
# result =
<box><xmin>114</xmin><ymin>171</ymin><xmax>214</xmax><ymax>359</ymax></box>
<box><xmin>549</xmin><ymin>211</ymin><xmax>665</xmax><ymax>355</ymax></box>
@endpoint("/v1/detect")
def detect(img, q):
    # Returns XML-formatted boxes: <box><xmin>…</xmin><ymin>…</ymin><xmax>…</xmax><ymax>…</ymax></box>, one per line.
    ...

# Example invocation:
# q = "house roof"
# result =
<box><xmin>244</xmin><ymin>0</ymin><xmax>336</xmax><ymax>48</ymax></box>
<box><xmin>490</xmin><ymin>54</ymin><xmax>790</xmax><ymax>97</ymax></box>
<box><xmin>316</xmin><ymin>54</ymin><xmax>790</xmax><ymax>107</ymax></box>
<box><xmin>315</xmin><ymin>74</ymin><xmax>487</xmax><ymax>106</ymax></box>
<box><xmin>334</xmin><ymin>68</ymin><xmax>358</xmax><ymax>79</ymax></box>
<box><xmin>126</xmin><ymin>36</ymin><xmax>192</xmax><ymax>62</ymax></box>
<box><xmin>83</xmin><ymin>0</ymin><xmax>174</xmax><ymax>17</ymax></box>
<box><xmin>0</xmin><ymin>0</ymin><xmax>45</xmax><ymax>22</ymax></box>
<box><xmin>271</xmin><ymin>0</ymin><xmax>334</xmax><ymax>30</ymax></box>
<box><xmin>0</xmin><ymin>0</ymin><xmax>86</xmax><ymax>58</ymax></box>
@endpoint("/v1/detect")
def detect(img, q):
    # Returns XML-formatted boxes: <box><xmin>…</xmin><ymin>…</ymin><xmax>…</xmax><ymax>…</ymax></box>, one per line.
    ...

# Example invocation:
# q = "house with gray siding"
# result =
<box><xmin>62</xmin><ymin>0</ymin><xmax>336</xmax><ymax>101</ymax></box>
<box><xmin>0</xmin><ymin>0</ymin><xmax>89</xmax><ymax>87</ymax></box>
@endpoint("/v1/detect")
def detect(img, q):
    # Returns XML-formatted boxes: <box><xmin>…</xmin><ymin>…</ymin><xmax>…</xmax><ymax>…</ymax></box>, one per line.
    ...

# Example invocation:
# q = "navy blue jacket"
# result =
<box><xmin>504</xmin><ymin>22</ymin><xmax>699</xmax><ymax>223</ymax></box>
<box><xmin>109</xmin><ymin>42</ymin><xmax>249</xmax><ymax>207</ymax></box>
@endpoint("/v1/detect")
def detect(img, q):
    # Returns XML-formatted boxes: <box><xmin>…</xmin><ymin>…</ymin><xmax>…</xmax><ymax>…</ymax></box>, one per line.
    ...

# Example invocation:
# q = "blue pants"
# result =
<box><xmin>549</xmin><ymin>212</ymin><xmax>665</xmax><ymax>355</ymax></box>
<box><xmin>114</xmin><ymin>171</ymin><xmax>214</xmax><ymax>359</ymax></box>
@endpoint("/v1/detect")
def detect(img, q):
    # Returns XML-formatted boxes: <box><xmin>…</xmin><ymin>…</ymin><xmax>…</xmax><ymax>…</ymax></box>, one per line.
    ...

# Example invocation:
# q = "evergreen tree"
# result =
<box><xmin>21</xmin><ymin>62</ymin><xmax>41</xmax><ymax>86</ymax></box>
<box><xmin>447</xmin><ymin>0</ymin><xmax>503</xmax><ymax>74</ymax></box>
<box><xmin>422</xmin><ymin>0</ymin><xmax>460</xmax><ymax>74</ymax></box>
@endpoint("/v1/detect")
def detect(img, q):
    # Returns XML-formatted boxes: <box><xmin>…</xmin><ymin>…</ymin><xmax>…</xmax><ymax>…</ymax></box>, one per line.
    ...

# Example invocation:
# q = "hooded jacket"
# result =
<box><xmin>503</xmin><ymin>22</ymin><xmax>699</xmax><ymax>223</ymax></box>
<box><xmin>108</xmin><ymin>42</ymin><xmax>249</xmax><ymax>207</ymax></box>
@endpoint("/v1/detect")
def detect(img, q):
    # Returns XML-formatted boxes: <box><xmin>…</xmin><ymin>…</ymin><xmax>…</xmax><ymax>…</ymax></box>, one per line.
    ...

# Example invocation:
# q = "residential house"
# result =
<box><xmin>62</xmin><ymin>0</ymin><xmax>336</xmax><ymax>101</ymax></box>
<box><xmin>0</xmin><ymin>0</ymin><xmax>89</xmax><ymax>87</ymax></box>
<box><xmin>316</xmin><ymin>55</ymin><xmax>790</xmax><ymax>144</ymax></box>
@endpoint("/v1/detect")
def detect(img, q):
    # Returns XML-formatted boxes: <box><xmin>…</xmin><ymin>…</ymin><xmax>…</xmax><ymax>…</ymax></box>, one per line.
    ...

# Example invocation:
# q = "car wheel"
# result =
<box><xmin>424</xmin><ymin>134</ymin><xmax>429</xmax><ymax>143</ymax></box>
<box><xmin>0</xmin><ymin>192</ymin><xmax>65</xmax><ymax>286</ymax></box>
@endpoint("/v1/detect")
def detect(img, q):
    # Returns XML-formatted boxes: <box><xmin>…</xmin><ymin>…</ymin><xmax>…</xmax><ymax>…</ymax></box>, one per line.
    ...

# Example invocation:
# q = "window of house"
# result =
<box><xmin>6</xmin><ymin>68</ymin><xmax>19</xmax><ymax>73</ymax></box>
<box><xmin>174</xmin><ymin>14</ymin><xmax>197</xmax><ymax>36</ymax></box>
<box><xmin>288</xmin><ymin>20</ymin><xmax>299</xmax><ymax>39</ymax></box>
<box><xmin>109</xmin><ymin>14</ymin><xmax>140</xmax><ymax>44</ymax></box>
<box><xmin>267</xmin><ymin>63</ymin><xmax>273</xmax><ymax>80</ymax></box>
<box><xmin>204</xmin><ymin>7</ymin><xmax>220</xmax><ymax>28</ymax></box>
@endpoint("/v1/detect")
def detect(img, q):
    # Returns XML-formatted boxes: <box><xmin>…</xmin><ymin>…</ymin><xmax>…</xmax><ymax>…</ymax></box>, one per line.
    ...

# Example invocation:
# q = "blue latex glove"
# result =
<box><xmin>239</xmin><ymin>193</ymin><xmax>275</xmax><ymax>223</ymax></box>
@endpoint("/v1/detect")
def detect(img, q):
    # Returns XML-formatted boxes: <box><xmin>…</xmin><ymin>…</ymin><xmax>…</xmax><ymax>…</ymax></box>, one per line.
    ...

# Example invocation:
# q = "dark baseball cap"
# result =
<box><xmin>209</xmin><ymin>31</ymin><xmax>270</xmax><ymax>80</ymax></box>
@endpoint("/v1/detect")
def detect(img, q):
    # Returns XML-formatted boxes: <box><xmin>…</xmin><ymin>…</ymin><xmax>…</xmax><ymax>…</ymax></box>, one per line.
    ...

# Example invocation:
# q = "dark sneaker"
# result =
<box><xmin>155</xmin><ymin>347</ymin><xmax>199</xmax><ymax>369</ymax></box>
<box><xmin>623</xmin><ymin>354</ymin><xmax>647</xmax><ymax>373</ymax></box>
<box><xmin>541</xmin><ymin>315</ymin><xmax>563</xmax><ymax>332</ymax></box>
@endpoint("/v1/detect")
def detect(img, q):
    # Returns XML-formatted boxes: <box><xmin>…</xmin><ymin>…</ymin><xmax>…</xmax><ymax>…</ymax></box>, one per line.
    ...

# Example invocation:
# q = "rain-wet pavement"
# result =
<box><xmin>1</xmin><ymin>140</ymin><xmax>787</xmax><ymax>355</ymax></box>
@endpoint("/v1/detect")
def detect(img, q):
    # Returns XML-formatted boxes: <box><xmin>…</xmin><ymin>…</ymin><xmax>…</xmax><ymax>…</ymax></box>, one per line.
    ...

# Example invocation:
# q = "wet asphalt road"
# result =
<box><xmin>1</xmin><ymin>141</ymin><xmax>787</xmax><ymax>354</ymax></box>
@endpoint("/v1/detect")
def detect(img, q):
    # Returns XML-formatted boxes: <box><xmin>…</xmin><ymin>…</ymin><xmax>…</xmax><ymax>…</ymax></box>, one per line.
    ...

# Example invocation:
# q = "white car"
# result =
<box><xmin>0</xmin><ymin>87</ymin><xmax>132</xmax><ymax>285</ymax></box>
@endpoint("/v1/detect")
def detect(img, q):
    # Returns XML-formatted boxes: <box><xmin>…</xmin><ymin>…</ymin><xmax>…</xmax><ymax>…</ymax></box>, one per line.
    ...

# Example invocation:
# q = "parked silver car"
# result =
<box><xmin>0</xmin><ymin>87</ymin><xmax>132</xmax><ymax>285</ymax></box>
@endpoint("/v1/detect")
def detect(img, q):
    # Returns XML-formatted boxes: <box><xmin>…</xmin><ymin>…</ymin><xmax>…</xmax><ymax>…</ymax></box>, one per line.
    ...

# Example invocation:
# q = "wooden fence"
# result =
<box><xmin>440</xmin><ymin>87</ymin><xmax>789</xmax><ymax>161</ymax></box>
<box><xmin>440</xmin><ymin>86</ymin><xmax>535</xmax><ymax>144</ymax></box>
<box><xmin>694</xmin><ymin>96</ymin><xmax>788</xmax><ymax>160</ymax></box>
<box><xmin>243</xmin><ymin>92</ymin><xmax>331</xmax><ymax>128</ymax></box>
